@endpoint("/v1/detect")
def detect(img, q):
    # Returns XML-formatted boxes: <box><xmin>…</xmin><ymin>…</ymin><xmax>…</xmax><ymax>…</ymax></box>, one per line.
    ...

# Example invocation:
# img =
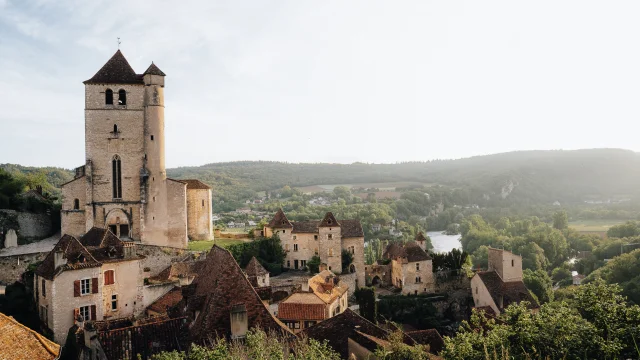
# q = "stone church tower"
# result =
<box><xmin>60</xmin><ymin>50</ymin><xmax>212</xmax><ymax>248</ymax></box>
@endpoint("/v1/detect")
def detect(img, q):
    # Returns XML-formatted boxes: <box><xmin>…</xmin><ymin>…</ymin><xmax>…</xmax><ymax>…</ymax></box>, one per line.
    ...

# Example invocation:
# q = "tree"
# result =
<box><xmin>307</xmin><ymin>255</ymin><xmax>321</xmax><ymax>274</ymax></box>
<box><xmin>332</xmin><ymin>186</ymin><xmax>352</xmax><ymax>201</ymax></box>
<box><xmin>354</xmin><ymin>287</ymin><xmax>377</xmax><ymax>322</ymax></box>
<box><xmin>341</xmin><ymin>249</ymin><xmax>354</xmax><ymax>273</ymax></box>
<box><xmin>552</xmin><ymin>210</ymin><xmax>568</xmax><ymax>230</ymax></box>
<box><xmin>374</xmin><ymin>330</ymin><xmax>432</xmax><ymax>359</ymax></box>
<box><xmin>522</xmin><ymin>269</ymin><xmax>553</xmax><ymax>304</ymax></box>
<box><xmin>607</xmin><ymin>221</ymin><xmax>640</xmax><ymax>239</ymax></box>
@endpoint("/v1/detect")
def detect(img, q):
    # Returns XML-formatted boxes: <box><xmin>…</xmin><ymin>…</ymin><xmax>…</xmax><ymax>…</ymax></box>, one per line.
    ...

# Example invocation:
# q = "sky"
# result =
<box><xmin>1</xmin><ymin>0</ymin><xmax>640</xmax><ymax>169</ymax></box>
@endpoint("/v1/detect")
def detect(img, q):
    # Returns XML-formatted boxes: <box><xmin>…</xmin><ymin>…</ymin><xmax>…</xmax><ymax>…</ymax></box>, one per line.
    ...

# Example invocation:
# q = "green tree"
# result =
<box><xmin>341</xmin><ymin>249</ymin><xmax>354</xmax><ymax>273</ymax></box>
<box><xmin>354</xmin><ymin>287</ymin><xmax>377</xmax><ymax>322</ymax></box>
<box><xmin>307</xmin><ymin>255</ymin><xmax>321</xmax><ymax>274</ymax></box>
<box><xmin>522</xmin><ymin>269</ymin><xmax>554</xmax><ymax>304</ymax></box>
<box><xmin>552</xmin><ymin>210</ymin><xmax>569</xmax><ymax>230</ymax></box>
<box><xmin>332</xmin><ymin>186</ymin><xmax>352</xmax><ymax>201</ymax></box>
<box><xmin>374</xmin><ymin>330</ymin><xmax>432</xmax><ymax>359</ymax></box>
<box><xmin>607</xmin><ymin>221</ymin><xmax>640</xmax><ymax>239</ymax></box>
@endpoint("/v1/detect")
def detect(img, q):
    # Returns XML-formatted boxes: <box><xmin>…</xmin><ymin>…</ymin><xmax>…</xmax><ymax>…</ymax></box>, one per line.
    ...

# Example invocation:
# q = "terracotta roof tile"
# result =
<box><xmin>0</xmin><ymin>313</ymin><xmax>60</xmax><ymax>360</ymax></box>
<box><xmin>291</xmin><ymin>221</ymin><xmax>319</xmax><ymax>233</ymax></box>
<box><xmin>181</xmin><ymin>179</ymin><xmax>211</xmax><ymax>190</ymax></box>
<box><xmin>147</xmin><ymin>287</ymin><xmax>183</xmax><ymax>315</ymax></box>
<box><xmin>278</xmin><ymin>293</ymin><xmax>326</xmax><ymax>321</ymax></box>
<box><xmin>35</xmin><ymin>234</ymin><xmax>100</xmax><ymax>280</ymax></box>
<box><xmin>84</xmin><ymin>50</ymin><xmax>143</xmax><ymax>84</ymax></box>
<box><xmin>308</xmin><ymin>270</ymin><xmax>348</xmax><ymax>304</ymax></box>
<box><xmin>340</xmin><ymin>219</ymin><xmax>364</xmax><ymax>237</ymax></box>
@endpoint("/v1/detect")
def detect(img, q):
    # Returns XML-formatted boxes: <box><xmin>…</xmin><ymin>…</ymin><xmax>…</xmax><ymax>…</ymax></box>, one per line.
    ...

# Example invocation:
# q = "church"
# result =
<box><xmin>60</xmin><ymin>50</ymin><xmax>212</xmax><ymax>248</ymax></box>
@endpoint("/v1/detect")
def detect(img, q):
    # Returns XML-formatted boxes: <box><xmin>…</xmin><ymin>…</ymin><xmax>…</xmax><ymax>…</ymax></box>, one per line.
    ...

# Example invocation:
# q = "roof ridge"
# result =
<box><xmin>1</xmin><ymin>313</ymin><xmax>60</xmax><ymax>356</ymax></box>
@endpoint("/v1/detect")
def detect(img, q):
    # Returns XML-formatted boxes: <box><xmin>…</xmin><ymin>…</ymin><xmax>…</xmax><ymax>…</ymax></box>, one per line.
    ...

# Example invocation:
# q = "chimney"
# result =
<box><xmin>54</xmin><ymin>250</ymin><xmax>66</xmax><ymax>269</ymax></box>
<box><xmin>83</xmin><ymin>321</ymin><xmax>97</xmax><ymax>348</ymax></box>
<box><xmin>319</xmin><ymin>263</ymin><xmax>327</xmax><ymax>272</ymax></box>
<box><xmin>301</xmin><ymin>281</ymin><xmax>309</xmax><ymax>292</ymax></box>
<box><xmin>123</xmin><ymin>242</ymin><xmax>136</xmax><ymax>259</ymax></box>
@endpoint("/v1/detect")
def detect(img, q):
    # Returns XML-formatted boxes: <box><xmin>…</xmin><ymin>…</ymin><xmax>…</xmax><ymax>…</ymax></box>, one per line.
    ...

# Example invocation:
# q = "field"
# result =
<box><xmin>569</xmin><ymin>219</ymin><xmax>628</xmax><ymax>232</ymax></box>
<box><xmin>188</xmin><ymin>238</ymin><xmax>247</xmax><ymax>251</ymax></box>
<box><xmin>297</xmin><ymin>181</ymin><xmax>435</xmax><ymax>194</ymax></box>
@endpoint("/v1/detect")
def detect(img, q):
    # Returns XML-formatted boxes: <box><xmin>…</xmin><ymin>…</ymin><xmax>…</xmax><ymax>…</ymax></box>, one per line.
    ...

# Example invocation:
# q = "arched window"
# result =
<box><xmin>113</xmin><ymin>124</ymin><xmax>118</xmax><ymax>133</ymax></box>
<box><xmin>105</xmin><ymin>89</ymin><xmax>113</xmax><ymax>105</ymax></box>
<box><xmin>112</xmin><ymin>155</ymin><xmax>122</xmax><ymax>199</ymax></box>
<box><xmin>73</xmin><ymin>199</ymin><xmax>80</xmax><ymax>210</ymax></box>
<box><xmin>118</xmin><ymin>89</ymin><xmax>126</xmax><ymax>105</ymax></box>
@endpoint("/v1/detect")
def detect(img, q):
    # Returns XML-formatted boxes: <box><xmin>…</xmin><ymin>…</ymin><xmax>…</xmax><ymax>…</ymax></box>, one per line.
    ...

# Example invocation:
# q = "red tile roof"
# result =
<box><xmin>278</xmin><ymin>296</ymin><xmax>326</xmax><ymax>321</ymax></box>
<box><xmin>147</xmin><ymin>287</ymin><xmax>183</xmax><ymax>315</ymax></box>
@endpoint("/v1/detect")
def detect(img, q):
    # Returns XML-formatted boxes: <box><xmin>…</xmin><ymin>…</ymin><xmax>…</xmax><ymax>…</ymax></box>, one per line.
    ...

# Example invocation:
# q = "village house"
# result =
<box><xmin>60</xmin><ymin>50</ymin><xmax>213</xmax><ymax>248</ymax></box>
<box><xmin>382</xmin><ymin>238</ymin><xmax>434</xmax><ymax>295</ymax></box>
<box><xmin>0</xmin><ymin>312</ymin><xmax>61</xmax><ymax>360</ymax></box>
<box><xmin>178</xmin><ymin>245</ymin><xmax>292</xmax><ymax>342</ymax></box>
<box><xmin>34</xmin><ymin>227</ymin><xmax>146</xmax><ymax>343</ymax></box>
<box><xmin>245</xmin><ymin>256</ymin><xmax>270</xmax><ymax>288</ymax></box>
<box><xmin>471</xmin><ymin>247</ymin><xmax>539</xmax><ymax>316</ymax></box>
<box><xmin>263</xmin><ymin>209</ymin><xmax>365</xmax><ymax>288</ymax></box>
<box><xmin>277</xmin><ymin>269</ymin><xmax>349</xmax><ymax>333</ymax></box>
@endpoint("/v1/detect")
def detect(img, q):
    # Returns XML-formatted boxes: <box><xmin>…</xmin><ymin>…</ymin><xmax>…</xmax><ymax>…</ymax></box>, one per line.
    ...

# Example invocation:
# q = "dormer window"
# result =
<box><xmin>77</xmin><ymin>254</ymin><xmax>86</xmax><ymax>263</ymax></box>
<box><xmin>118</xmin><ymin>89</ymin><xmax>127</xmax><ymax>105</ymax></box>
<box><xmin>105</xmin><ymin>89</ymin><xmax>113</xmax><ymax>105</ymax></box>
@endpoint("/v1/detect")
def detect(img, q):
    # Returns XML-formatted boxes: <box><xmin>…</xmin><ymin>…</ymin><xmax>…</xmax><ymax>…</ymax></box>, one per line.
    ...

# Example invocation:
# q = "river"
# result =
<box><xmin>427</xmin><ymin>231</ymin><xmax>462</xmax><ymax>254</ymax></box>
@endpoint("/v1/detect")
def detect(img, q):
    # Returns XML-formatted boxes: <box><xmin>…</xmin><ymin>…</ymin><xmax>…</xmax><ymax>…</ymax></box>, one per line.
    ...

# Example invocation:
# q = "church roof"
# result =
<box><xmin>84</xmin><ymin>50</ymin><xmax>144</xmax><ymax>85</ymax></box>
<box><xmin>143</xmin><ymin>62</ymin><xmax>166</xmax><ymax>76</ymax></box>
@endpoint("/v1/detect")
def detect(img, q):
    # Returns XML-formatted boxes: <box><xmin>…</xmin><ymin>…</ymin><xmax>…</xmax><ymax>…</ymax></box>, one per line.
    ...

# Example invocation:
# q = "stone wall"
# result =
<box><xmin>339</xmin><ymin>272</ymin><xmax>358</xmax><ymax>298</ymax></box>
<box><xmin>186</xmin><ymin>188</ymin><xmax>212</xmax><ymax>240</ymax></box>
<box><xmin>135</xmin><ymin>244</ymin><xmax>187</xmax><ymax>278</ymax></box>
<box><xmin>0</xmin><ymin>252</ymin><xmax>46</xmax><ymax>284</ymax></box>
<box><xmin>0</xmin><ymin>209</ymin><xmax>52</xmax><ymax>240</ymax></box>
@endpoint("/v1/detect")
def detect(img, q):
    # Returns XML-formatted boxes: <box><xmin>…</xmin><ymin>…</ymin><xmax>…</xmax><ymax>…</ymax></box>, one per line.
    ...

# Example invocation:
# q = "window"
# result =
<box><xmin>416</xmin><ymin>263</ymin><xmax>420</xmax><ymax>271</ymax></box>
<box><xmin>111</xmin><ymin>294</ymin><xmax>118</xmax><ymax>311</ymax></box>
<box><xmin>41</xmin><ymin>279</ymin><xmax>46</xmax><ymax>297</ymax></box>
<box><xmin>416</xmin><ymin>276</ymin><xmax>421</xmax><ymax>283</ymax></box>
<box><xmin>80</xmin><ymin>279</ymin><xmax>91</xmax><ymax>296</ymax></box>
<box><xmin>118</xmin><ymin>89</ymin><xmax>126</xmax><ymax>105</ymax></box>
<box><xmin>202</xmin><ymin>200</ymin><xmax>205</xmax><ymax>207</ymax></box>
<box><xmin>104</xmin><ymin>270</ymin><xmax>115</xmax><ymax>285</ymax></box>
<box><xmin>113</xmin><ymin>124</ymin><xmax>118</xmax><ymax>133</ymax></box>
<box><xmin>293</xmin><ymin>244</ymin><xmax>298</xmax><ymax>252</ymax></box>
<box><xmin>294</xmin><ymin>322</ymin><xmax>300</xmax><ymax>329</ymax></box>
<box><xmin>112</xmin><ymin>155</ymin><xmax>122</xmax><ymax>199</ymax></box>
<box><xmin>304</xmin><ymin>321</ymin><xmax>316</xmax><ymax>328</ymax></box>
<box><xmin>40</xmin><ymin>305</ymin><xmax>47</xmax><ymax>323</ymax></box>
<box><xmin>512</xmin><ymin>259</ymin><xmax>514</xmax><ymax>267</ymax></box>
<box><xmin>79</xmin><ymin>305</ymin><xmax>91</xmax><ymax>322</ymax></box>
<box><xmin>287</xmin><ymin>260</ymin><xmax>290</xmax><ymax>268</ymax></box>
<box><xmin>151</xmin><ymin>135</ymin><xmax>154</xmax><ymax>141</ymax></box>
<box><xmin>73</xmin><ymin>199</ymin><xmax>80</xmax><ymax>210</ymax></box>
<box><xmin>282</xmin><ymin>230</ymin><xmax>286</xmax><ymax>234</ymax></box>
<box><xmin>314</xmin><ymin>235</ymin><xmax>318</xmax><ymax>240</ymax></box>
<box><xmin>328</xmin><ymin>234</ymin><xmax>333</xmax><ymax>239</ymax></box>
<box><xmin>314</xmin><ymin>247</ymin><xmax>319</xmax><ymax>255</ymax></box>
<box><xmin>301</xmin><ymin>260</ymin><xmax>306</xmax><ymax>267</ymax></box>
<box><xmin>105</xmin><ymin>89</ymin><xmax>113</xmax><ymax>105</ymax></box>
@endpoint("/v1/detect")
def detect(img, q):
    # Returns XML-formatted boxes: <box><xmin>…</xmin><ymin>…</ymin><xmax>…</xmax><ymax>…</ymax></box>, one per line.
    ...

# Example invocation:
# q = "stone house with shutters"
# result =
<box><xmin>34</xmin><ymin>227</ymin><xmax>146</xmax><ymax>344</ymax></box>
<box><xmin>60</xmin><ymin>50</ymin><xmax>212</xmax><ymax>248</ymax></box>
<box><xmin>263</xmin><ymin>209</ymin><xmax>365</xmax><ymax>288</ymax></box>
<box><xmin>382</xmin><ymin>238</ymin><xmax>434</xmax><ymax>295</ymax></box>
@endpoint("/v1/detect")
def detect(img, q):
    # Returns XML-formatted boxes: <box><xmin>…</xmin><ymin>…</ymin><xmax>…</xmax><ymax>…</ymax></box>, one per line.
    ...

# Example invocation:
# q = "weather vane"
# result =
<box><xmin>117</xmin><ymin>37</ymin><xmax>121</xmax><ymax>49</ymax></box>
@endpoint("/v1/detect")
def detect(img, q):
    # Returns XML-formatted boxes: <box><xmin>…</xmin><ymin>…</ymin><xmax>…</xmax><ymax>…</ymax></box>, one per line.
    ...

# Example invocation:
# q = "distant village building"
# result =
<box><xmin>471</xmin><ymin>248</ymin><xmax>539</xmax><ymax>316</ymax></box>
<box><xmin>277</xmin><ymin>269</ymin><xmax>349</xmax><ymax>333</ymax></box>
<box><xmin>0</xmin><ymin>312</ymin><xmax>60</xmax><ymax>360</ymax></box>
<box><xmin>60</xmin><ymin>50</ymin><xmax>212</xmax><ymax>248</ymax></box>
<box><xmin>34</xmin><ymin>228</ymin><xmax>146</xmax><ymax>343</ymax></box>
<box><xmin>382</xmin><ymin>238</ymin><xmax>434</xmax><ymax>295</ymax></box>
<box><xmin>371</xmin><ymin>224</ymin><xmax>382</xmax><ymax>232</ymax></box>
<box><xmin>263</xmin><ymin>209</ymin><xmax>365</xmax><ymax>287</ymax></box>
<box><xmin>573</xmin><ymin>273</ymin><xmax>586</xmax><ymax>285</ymax></box>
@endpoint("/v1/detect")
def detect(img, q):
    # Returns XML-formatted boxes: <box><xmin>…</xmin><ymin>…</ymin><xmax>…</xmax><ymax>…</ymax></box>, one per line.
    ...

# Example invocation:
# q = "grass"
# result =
<box><xmin>569</xmin><ymin>219</ymin><xmax>629</xmax><ymax>232</ymax></box>
<box><xmin>188</xmin><ymin>238</ymin><xmax>248</xmax><ymax>251</ymax></box>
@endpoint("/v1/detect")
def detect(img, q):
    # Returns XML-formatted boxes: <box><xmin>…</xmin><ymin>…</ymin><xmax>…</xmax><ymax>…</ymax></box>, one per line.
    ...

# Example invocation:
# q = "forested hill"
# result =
<box><xmin>4</xmin><ymin>148</ymin><xmax>640</xmax><ymax>206</ymax></box>
<box><xmin>167</xmin><ymin>149</ymin><xmax>640</xmax><ymax>205</ymax></box>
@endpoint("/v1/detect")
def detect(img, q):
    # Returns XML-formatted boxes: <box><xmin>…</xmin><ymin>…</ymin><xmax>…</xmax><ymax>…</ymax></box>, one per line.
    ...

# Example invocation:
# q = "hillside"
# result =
<box><xmin>4</xmin><ymin>148</ymin><xmax>640</xmax><ymax>207</ymax></box>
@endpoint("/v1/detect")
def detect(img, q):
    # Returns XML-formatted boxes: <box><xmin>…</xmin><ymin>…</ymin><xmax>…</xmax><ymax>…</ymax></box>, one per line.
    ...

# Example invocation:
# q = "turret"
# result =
<box><xmin>143</xmin><ymin>62</ymin><xmax>166</xmax><ymax>180</ymax></box>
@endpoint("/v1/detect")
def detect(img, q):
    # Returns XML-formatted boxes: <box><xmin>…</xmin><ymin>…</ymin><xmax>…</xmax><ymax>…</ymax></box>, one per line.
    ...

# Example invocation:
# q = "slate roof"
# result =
<box><xmin>383</xmin><ymin>241</ymin><xmax>432</xmax><ymax>262</ymax></box>
<box><xmin>245</xmin><ymin>256</ymin><xmax>268</xmax><ymax>277</ymax></box>
<box><xmin>0</xmin><ymin>312</ymin><xmax>60</xmax><ymax>360</ymax></box>
<box><xmin>143</xmin><ymin>62</ymin><xmax>166</xmax><ymax>76</ymax></box>
<box><xmin>35</xmin><ymin>228</ymin><xmax>139</xmax><ymax>280</ymax></box>
<box><xmin>181</xmin><ymin>245</ymin><xmax>292</xmax><ymax>342</ymax></box>
<box><xmin>406</xmin><ymin>329</ymin><xmax>445</xmax><ymax>354</ymax></box>
<box><xmin>319</xmin><ymin>212</ymin><xmax>340</xmax><ymax>227</ymax></box>
<box><xmin>147</xmin><ymin>287</ymin><xmax>183</xmax><ymax>315</ymax></box>
<box><xmin>84</xmin><ymin>50</ymin><xmax>144</xmax><ymax>85</ymax></box>
<box><xmin>181</xmin><ymin>179</ymin><xmax>211</xmax><ymax>190</ymax></box>
<box><xmin>476</xmin><ymin>271</ymin><xmax>539</xmax><ymax>311</ymax></box>
<box><xmin>299</xmin><ymin>309</ymin><xmax>392</xmax><ymax>359</ymax></box>
<box><xmin>340</xmin><ymin>219</ymin><xmax>365</xmax><ymax>237</ymax></box>
<box><xmin>278</xmin><ymin>292</ymin><xmax>326</xmax><ymax>321</ymax></box>
<box><xmin>268</xmin><ymin>209</ymin><xmax>293</xmax><ymax>228</ymax></box>
<box><xmin>291</xmin><ymin>221</ymin><xmax>319</xmax><ymax>233</ymax></box>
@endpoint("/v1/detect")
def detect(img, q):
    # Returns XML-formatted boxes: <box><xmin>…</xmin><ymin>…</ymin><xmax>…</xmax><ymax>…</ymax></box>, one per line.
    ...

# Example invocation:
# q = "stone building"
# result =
<box><xmin>263</xmin><ymin>209</ymin><xmax>365</xmax><ymax>288</ymax></box>
<box><xmin>382</xmin><ymin>239</ymin><xmax>434</xmax><ymax>295</ymax></box>
<box><xmin>471</xmin><ymin>247</ymin><xmax>539</xmax><ymax>316</ymax></box>
<box><xmin>245</xmin><ymin>256</ymin><xmax>270</xmax><ymax>288</ymax></box>
<box><xmin>34</xmin><ymin>228</ymin><xmax>146</xmax><ymax>343</ymax></box>
<box><xmin>60</xmin><ymin>50</ymin><xmax>212</xmax><ymax>248</ymax></box>
<box><xmin>277</xmin><ymin>269</ymin><xmax>349</xmax><ymax>333</ymax></box>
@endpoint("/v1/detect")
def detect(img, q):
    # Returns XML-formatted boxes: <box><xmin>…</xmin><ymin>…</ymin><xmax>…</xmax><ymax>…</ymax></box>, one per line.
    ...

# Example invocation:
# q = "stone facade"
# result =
<box><xmin>488</xmin><ymin>247</ymin><xmax>523</xmax><ymax>282</ymax></box>
<box><xmin>184</xmin><ymin>183</ymin><xmax>213</xmax><ymax>240</ymax></box>
<box><xmin>61</xmin><ymin>51</ymin><xmax>211</xmax><ymax>249</ymax></box>
<box><xmin>0</xmin><ymin>209</ymin><xmax>52</xmax><ymax>240</ymax></box>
